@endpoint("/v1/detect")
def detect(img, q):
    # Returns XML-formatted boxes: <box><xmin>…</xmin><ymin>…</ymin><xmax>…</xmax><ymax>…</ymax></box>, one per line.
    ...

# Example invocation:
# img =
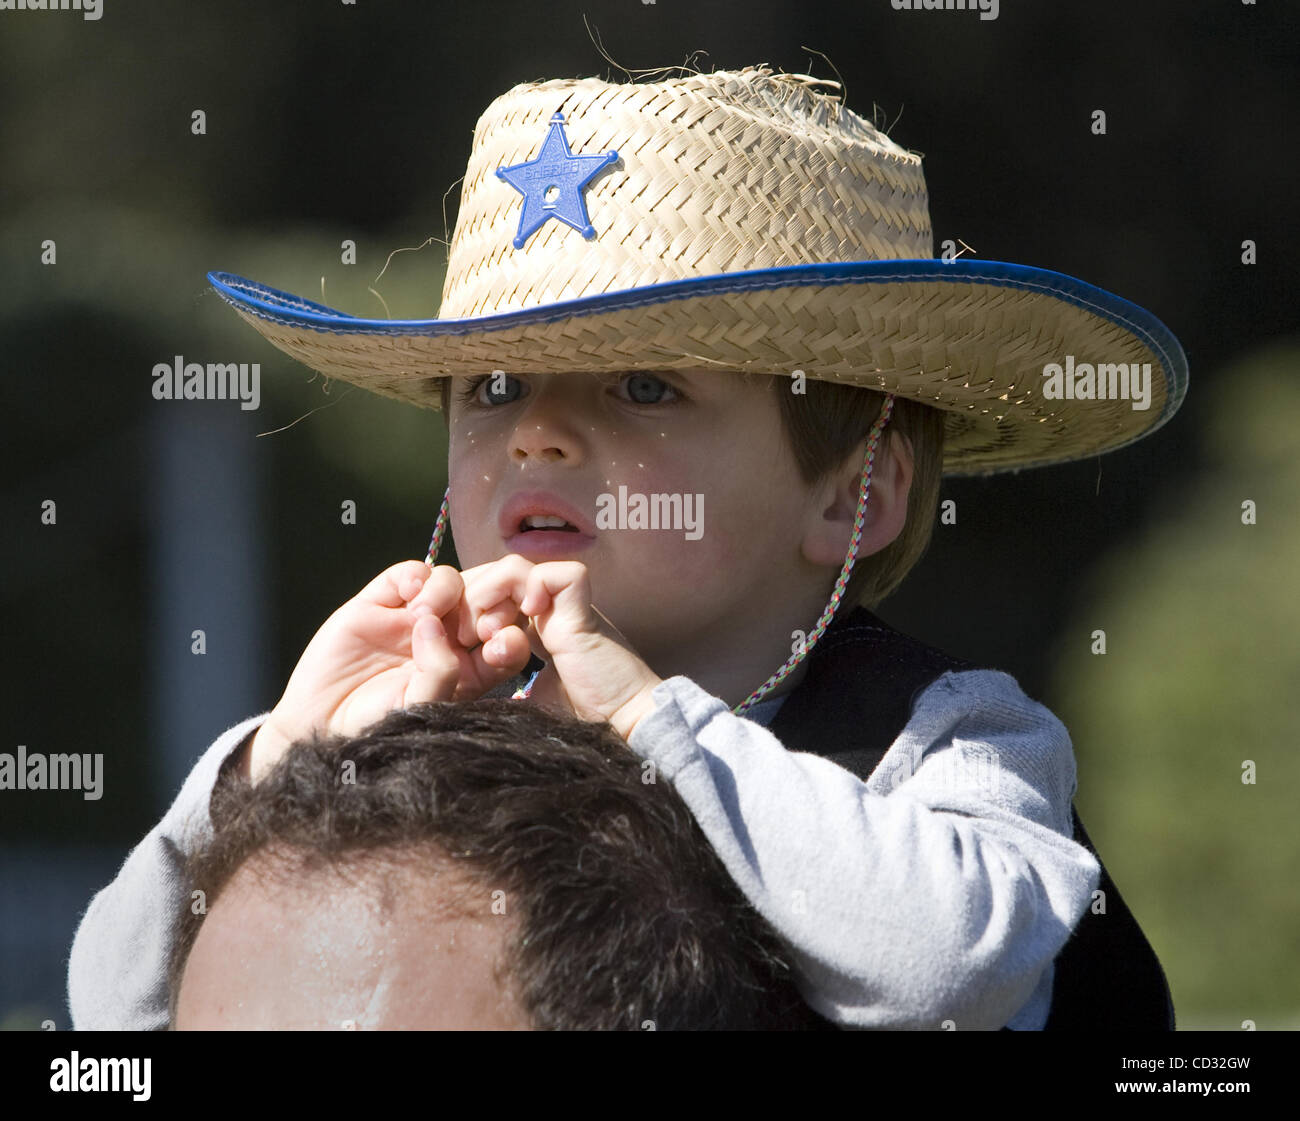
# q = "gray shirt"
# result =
<box><xmin>67</xmin><ymin>668</ymin><xmax>1098</xmax><ymax>1030</ymax></box>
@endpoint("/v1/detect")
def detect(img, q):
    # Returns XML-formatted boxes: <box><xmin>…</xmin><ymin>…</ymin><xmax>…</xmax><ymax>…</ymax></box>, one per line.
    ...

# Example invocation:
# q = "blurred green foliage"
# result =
<box><xmin>1049</xmin><ymin>342</ymin><xmax>1300</xmax><ymax>1028</ymax></box>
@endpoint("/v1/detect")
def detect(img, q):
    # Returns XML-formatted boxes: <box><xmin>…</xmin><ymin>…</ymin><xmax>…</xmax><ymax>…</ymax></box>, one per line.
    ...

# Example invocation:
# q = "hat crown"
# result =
<box><xmin>440</xmin><ymin>67</ymin><xmax>933</xmax><ymax>318</ymax></box>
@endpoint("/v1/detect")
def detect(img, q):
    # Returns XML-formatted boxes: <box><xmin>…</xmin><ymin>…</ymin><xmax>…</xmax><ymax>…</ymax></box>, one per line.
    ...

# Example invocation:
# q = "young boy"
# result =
<box><xmin>69</xmin><ymin>66</ymin><xmax>1184</xmax><ymax>1029</ymax></box>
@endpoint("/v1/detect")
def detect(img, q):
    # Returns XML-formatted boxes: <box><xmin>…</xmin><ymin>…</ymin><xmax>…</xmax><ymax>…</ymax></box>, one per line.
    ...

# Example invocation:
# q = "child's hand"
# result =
<box><xmin>454</xmin><ymin>556</ymin><xmax>663</xmax><ymax>741</ymax></box>
<box><xmin>244</xmin><ymin>561</ymin><xmax>532</xmax><ymax>784</ymax></box>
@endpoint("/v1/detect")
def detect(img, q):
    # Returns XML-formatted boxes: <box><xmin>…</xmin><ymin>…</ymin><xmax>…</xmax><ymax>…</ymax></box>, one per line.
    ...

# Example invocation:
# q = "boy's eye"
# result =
<box><xmin>619</xmin><ymin>372</ymin><xmax>679</xmax><ymax>405</ymax></box>
<box><xmin>454</xmin><ymin>371</ymin><xmax>680</xmax><ymax>409</ymax></box>
<box><xmin>456</xmin><ymin>373</ymin><xmax>524</xmax><ymax>407</ymax></box>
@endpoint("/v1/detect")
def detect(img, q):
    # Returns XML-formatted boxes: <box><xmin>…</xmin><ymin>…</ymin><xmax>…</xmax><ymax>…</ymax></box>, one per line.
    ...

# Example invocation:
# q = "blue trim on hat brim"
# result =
<box><xmin>208</xmin><ymin>258</ymin><xmax>1188</xmax><ymax>428</ymax></box>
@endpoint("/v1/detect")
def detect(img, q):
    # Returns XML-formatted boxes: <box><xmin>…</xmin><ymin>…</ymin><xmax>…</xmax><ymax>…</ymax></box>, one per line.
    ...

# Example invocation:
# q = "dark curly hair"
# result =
<box><xmin>168</xmin><ymin>698</ymin><xmax>831</xmax><ymax>1030</ymax></box>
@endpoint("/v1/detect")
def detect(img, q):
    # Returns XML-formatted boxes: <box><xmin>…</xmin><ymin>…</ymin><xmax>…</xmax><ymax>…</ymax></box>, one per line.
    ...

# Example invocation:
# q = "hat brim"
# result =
<box><xmin>208</xmin><ymin>259</ymin><xmax>1187</xmax><ymax>477</ymax></box>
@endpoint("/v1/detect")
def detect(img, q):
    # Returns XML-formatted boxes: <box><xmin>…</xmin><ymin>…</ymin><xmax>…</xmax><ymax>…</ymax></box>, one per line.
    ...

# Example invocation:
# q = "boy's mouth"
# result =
<box><xmin>499</xmin><ymin>492</ymin><xmax>596</xmax><ymax>538</ymax></box>
<box><xmin>519</xmin><ymin>515</ymin><xmax>579</xmax><ymax>533</ymax></box>
<box><xmin>499</xmin><ymin>492</ymin><xmax>598</xmax><ymax>558</ymax></box>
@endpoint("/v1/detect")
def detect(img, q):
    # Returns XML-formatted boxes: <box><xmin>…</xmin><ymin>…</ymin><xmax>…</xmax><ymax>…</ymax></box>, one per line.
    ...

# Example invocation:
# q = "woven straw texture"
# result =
<box><xmin>442</xmin><ymin>69</ymin><xmax>931</xmax><ymax>318</ymax></box>
<box><xmin>217</xmin><ymin>66</ymin><xmax>1184</xmax><ymax>477</ymax></box>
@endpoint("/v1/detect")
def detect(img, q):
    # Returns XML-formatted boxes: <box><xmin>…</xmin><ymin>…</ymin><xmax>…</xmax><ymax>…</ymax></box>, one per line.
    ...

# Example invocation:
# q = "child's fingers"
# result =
<box><xmin>358</xmin><ymin>560</ymin><xmax>441</xmax><ymax>609</ymax></box>
<box><xmin>478</xmin><ymin>623</ymin><xmax>530</xmax><ymax>666</ymax></box>
<box><xmin>406</xmin><ymin>613</ymin><xmax>461</xmax><ymax>705</ymax></box>
<box><xmin>460</xmin><ymin>555</ymin><xmax>538</xmax><ymax>646</ymax></box>
<box><xmin>404</xmin><ymin>564</ymin><xmax>466</xmax><ymax>621</ymax></box>
<box><xmin>455</xmin><ymin>624</ymin><xmax>534</xmax><ymax>699</ymax></box>
<box><xmin>521</xmin><ymin>562</ymin><xmax>593</xmax><ymax>623</ymax></box>
<box><xmin>461</xmin><ymin>560</ymin><xmax>598</xmax><ymax>658</ymax></box>
<box><xmin>396</xmin><ymin>565</ymin><xmax>429</xmax><ymax>603</ymax></box>
<box><xmin>414</xmin><ymin>622</ymin><xmax>530</xmax><ymax>703</ymax></box>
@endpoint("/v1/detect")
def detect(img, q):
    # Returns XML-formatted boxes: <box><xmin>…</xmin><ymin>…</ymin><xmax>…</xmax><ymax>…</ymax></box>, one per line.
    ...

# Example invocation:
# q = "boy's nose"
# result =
<box><xmin>509</xmin><ymin>379</ymin><xmax>587</xmax><ymax>465</ymax></box>
<box><xmin>510</xmin><ymin>433</ymin><xmax>567</xmax><ymax>465</ymax></box>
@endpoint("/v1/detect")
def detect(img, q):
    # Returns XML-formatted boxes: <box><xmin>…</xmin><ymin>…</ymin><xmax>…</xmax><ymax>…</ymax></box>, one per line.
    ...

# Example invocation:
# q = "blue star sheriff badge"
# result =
<box><xmin>495</xmin><ymin>113</ymin><xmax>619</xmax><ymax>249</ymax></box>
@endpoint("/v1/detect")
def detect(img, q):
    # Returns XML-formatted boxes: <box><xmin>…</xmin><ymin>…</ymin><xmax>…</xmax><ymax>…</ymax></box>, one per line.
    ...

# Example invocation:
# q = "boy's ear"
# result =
<box><xmin>800</xmin><ymin>430</ymin><xmax>914</xmax><ymax>568</ymax></box>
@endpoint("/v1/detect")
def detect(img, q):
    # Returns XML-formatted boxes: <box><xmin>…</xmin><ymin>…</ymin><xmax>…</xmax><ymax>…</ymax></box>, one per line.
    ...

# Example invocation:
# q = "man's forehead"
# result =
<box><xmin>225</xmin><ymin>843</ymin><xmax>488</xmax><ymax>921</ymax></box>
<box><xmin>177</xmin><ymin>848</ymin><xmax>529</xmax><ymax>1029</ymax></box>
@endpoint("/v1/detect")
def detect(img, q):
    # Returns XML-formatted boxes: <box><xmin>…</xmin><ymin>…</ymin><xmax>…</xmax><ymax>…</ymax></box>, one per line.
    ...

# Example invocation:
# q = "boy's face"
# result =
<box><xmin>445</xmin><ymin>369</ymin><xmax>832</xmax><ymax>669</ymax></box>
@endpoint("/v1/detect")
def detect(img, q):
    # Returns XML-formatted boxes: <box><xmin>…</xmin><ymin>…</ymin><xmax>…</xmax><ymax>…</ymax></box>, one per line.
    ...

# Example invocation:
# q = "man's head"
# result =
<box><xmin>439</xmin><ymin>370</ymin><xmax>943</xmax><ymax>672</ymax></box>
<box><xmin>170</xmin><ymin>699</ymin><xmax>826</xmax><ymax>1030</ymax></box>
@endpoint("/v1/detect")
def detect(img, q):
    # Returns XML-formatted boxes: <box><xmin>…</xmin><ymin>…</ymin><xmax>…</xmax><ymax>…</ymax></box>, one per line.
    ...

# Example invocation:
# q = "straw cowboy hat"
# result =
<box><xmin>208</xmin><ymin>65</ymin><xmax>1187</xmax><ymax>476</ymax></box>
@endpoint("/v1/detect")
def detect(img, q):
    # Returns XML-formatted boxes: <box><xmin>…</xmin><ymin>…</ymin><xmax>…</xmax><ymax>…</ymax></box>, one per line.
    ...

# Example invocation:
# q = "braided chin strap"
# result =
<box><xmin>424</xmin><ymin>393</ymin><xmax>897</xmax><ymax>715</ymax></box>
<box><xmin>423</xmin><ymin>489</ymin><xmax>451</xmax><ymax>570</ymax></box>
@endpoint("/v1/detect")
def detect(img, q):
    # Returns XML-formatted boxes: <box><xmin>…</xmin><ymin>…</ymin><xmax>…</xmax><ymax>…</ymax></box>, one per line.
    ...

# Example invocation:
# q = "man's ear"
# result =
<box><xmin>800</xmin><ymin>429</ymin><xmax>914</xmax><ymax>568</ymax></box>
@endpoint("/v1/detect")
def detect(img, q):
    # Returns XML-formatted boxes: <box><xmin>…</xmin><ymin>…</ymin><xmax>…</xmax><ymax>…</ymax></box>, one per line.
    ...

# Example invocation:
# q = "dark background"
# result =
<box><xmin>1</xmin><ymin>0</ymin><xmax>1295</xmax><ymax>1028</ymax></box>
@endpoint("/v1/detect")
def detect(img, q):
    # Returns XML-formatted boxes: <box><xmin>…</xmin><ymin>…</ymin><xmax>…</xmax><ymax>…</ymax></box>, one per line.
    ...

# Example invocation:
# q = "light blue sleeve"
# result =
<box><xmin>625</xmin><ymin>670</ymin><xmax>1100</xmax><ymax>1031</ymax></box>
<box><xmin>66</xmin><ymin>713</ymin><xmax>270</xmax><ymax>1030</ymax></box>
